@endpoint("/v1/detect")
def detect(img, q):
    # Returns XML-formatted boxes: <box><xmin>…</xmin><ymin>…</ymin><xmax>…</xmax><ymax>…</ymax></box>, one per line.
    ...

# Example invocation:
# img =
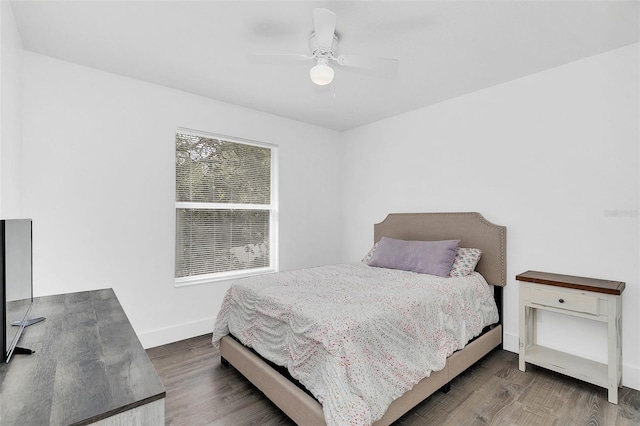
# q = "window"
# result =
<box><xmin>175</xmin><ymin>129</ymin><xmax>278</xmax><ymax>286</ymax></box>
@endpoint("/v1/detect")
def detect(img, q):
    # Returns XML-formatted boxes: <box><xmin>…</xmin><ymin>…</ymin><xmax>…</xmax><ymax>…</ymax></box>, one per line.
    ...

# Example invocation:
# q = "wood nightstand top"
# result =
<box><xmin>516</xmin><ymin>270</ymin><xmax>625</xmax><ymax>295</ymax></box>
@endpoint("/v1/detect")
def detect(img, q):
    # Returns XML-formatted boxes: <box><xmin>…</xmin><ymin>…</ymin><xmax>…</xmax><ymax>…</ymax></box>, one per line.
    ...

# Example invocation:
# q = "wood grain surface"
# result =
<box><xmin>148</xmin><ymin>334</ymin><xmax>640</xmax><ymax>426</ymax></box>
<box><xmin>0</xmin><ymin>289</ymin><xmax>165</xmax><ymax>426</ymax></box>
<box><xmin>516</xmin><ymin>270</ymin><xmax>625</xmax><ymax>295</ymax></box>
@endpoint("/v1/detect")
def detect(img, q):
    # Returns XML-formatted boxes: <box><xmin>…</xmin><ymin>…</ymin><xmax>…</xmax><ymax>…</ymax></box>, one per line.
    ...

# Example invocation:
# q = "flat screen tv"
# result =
<box><xmin>1</xmin><ymin>219</ymin><xmax>44</xmax><ymax>363</ymax></box>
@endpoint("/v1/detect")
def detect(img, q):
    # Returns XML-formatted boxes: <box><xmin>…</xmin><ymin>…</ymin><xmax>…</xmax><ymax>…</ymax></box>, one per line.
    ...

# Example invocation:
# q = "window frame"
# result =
<box><xmin>174</xmin><ymin>127</ymin><xmax>279</xmax><ymax>287</ymax></box>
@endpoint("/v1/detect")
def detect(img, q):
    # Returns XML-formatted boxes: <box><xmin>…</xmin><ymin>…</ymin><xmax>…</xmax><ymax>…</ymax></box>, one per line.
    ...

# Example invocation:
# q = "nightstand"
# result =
<box><xmin>516</xmin><ymin>270</ymin><xmax>624</xmax><ymax>404</ymax></box>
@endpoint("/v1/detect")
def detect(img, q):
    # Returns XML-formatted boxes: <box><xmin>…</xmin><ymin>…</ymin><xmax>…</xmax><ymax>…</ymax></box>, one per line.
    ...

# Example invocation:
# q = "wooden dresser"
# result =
<box><xmin>0</xmin><ymin>289</ymin><xmax>165</xmax><ymax>425</ymax></box>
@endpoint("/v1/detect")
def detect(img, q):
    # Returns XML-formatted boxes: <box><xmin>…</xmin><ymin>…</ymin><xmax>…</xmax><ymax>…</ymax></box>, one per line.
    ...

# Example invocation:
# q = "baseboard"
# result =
<box><xmin>138</xmin><ymin>317</ymin><xmax>215</xmax><ymax>349</ymax></box>
<box><xmin>502</xmin><ymin>331</ymin><xmax>520</xmax><ymax>354</ymax></box>
<box><xmin>623</xmin><ymin>364</ymin><xmax>640</xmax><ymax>391</ymax></box>
<box><xmin>502</xmin><ymin>331</ymin><xmax>639</xmax><ymax>391</ymax></box>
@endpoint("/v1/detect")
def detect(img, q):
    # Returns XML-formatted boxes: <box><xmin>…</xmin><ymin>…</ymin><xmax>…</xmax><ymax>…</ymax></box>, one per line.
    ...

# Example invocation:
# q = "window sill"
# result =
<box><xmin>174</xmin><ymin>267</ymin><xmax>277</xmax><ymax>288</ymax></box>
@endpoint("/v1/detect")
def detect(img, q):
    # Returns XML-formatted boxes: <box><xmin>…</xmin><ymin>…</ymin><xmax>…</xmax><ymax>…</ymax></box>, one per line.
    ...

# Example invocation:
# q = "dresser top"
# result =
<box><xmin>516</xmin><ymin>270</ymin><xmax>625</xmax><ymax>295</ymax></box>
<box><xmin>0</xmin><ymin>289</ymin><xmax>166</xmax><ymax>425</ymax></box>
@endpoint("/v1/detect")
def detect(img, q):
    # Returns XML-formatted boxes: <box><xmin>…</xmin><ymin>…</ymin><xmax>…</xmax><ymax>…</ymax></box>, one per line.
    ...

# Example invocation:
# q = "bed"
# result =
<box><xmin>213</xmin><ymin>212</ymin><xmax>506</xmax><ymax>425</ymax></box>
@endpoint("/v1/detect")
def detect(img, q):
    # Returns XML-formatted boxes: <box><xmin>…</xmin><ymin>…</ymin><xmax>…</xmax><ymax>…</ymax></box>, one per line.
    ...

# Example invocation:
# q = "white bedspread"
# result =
<box><xmin>212</xmin><ymin>263</ymin><xmax>499</xmax><ymax>426</ymax></box>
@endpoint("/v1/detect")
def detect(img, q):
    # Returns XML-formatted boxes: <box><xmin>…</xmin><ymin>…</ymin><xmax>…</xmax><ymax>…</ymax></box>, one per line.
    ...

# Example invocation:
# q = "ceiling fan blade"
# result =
<box><xmin>335</xmin><ymin>54</ymin><xmax>399</xmax><ymax>77</ymax></box>
<box><xmin>313</xmin><ymin>8</ymin><xmax>337</xmax><ymax>49</ymax></box>
<box><xmin>248</xmin><ymin>53</ymin><xmax>313</xmax><ymax>64</ymax></box>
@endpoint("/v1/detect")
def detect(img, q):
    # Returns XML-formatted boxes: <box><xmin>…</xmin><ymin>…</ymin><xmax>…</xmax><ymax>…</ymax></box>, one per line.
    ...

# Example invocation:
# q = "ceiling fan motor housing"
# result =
<box><xmin>309</xmin><ymin>32</ymin><xmax>339</xmax><ymax>59</ymax></box>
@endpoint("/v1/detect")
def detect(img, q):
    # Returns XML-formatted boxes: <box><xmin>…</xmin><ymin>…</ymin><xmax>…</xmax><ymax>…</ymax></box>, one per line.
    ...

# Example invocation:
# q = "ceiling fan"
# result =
<box><xmin>251</xmin><ymin>8</ymin><xmax>399</xmax><ymax>86</ymax></box>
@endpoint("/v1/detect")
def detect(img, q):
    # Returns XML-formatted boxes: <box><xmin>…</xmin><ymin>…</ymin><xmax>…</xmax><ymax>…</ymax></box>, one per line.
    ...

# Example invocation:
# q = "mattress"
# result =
<box><xmin>213</xmin><ymin>263</ymin><xmax>499</xmax><ymax>425</ymax></box>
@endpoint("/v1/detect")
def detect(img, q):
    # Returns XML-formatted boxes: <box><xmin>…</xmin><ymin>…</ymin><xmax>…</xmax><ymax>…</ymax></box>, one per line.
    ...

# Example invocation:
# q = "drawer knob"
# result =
<box><xmin>559</xmin><ymin>298</ymin><xmax>565</xmax><ymax>303</ymax></box>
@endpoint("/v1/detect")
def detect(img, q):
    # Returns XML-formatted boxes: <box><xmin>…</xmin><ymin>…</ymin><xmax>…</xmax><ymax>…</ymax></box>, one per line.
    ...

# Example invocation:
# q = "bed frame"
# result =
<box><xmin>219</xmin><ymin>212</ymin><xmax>507</xmax><ymax>425</ymax></box>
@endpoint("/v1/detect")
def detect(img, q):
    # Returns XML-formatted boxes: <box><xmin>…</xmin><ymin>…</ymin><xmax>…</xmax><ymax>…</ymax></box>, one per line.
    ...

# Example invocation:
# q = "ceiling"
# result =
<box><xmin>10</xmin><ymin>1</ymin><xmax>640</xmax><ymax>132</ymax></box>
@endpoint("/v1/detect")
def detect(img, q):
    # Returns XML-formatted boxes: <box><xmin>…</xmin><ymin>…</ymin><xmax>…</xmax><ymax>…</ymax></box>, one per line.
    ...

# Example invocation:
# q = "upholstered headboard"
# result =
<box><xmin>374</xmin><ymin>212</ymin><xmax>507</xmax><ymax>287</ymax></box>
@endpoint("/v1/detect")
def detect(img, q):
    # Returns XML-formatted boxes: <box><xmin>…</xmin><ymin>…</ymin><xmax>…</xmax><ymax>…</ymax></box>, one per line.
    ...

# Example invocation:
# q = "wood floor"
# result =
<box><xmin>147</xmin><ymin>334</ymin><xmax>640</xmax><ymax>425</ymax></box>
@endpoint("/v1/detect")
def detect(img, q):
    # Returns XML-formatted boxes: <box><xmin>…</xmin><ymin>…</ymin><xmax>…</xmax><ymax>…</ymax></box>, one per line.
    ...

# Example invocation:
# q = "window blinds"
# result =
<box><xmin>175</xmin><ymin>131</ymin><xmax>274</xmax><ymax>280</ymax></box>
<box><xmin>176</xmin><ymin>132</ymin><xmax>271</xmax><ymax>204</ymax></box>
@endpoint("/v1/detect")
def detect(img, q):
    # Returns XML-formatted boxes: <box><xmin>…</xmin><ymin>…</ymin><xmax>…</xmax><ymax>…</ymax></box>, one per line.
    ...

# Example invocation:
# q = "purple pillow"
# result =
<box><xmin>368</xmin><ymin>237</ymin><xmax>460</xmax><ymax>277</ymax></box>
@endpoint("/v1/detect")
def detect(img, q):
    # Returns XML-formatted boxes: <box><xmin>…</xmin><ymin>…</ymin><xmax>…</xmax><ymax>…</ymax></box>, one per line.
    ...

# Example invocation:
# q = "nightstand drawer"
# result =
<box><xmin>529</xmin><ymin>287</ymin><xmax>599</xmax><ymax>315</ymax></box>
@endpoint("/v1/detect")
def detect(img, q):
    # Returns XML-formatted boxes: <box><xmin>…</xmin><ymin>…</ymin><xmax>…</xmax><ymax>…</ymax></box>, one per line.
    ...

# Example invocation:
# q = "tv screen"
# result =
<box><xmin>1</xmin><ymin>219</ymin><xmax>34</xmax><ymax>363</ymax></box>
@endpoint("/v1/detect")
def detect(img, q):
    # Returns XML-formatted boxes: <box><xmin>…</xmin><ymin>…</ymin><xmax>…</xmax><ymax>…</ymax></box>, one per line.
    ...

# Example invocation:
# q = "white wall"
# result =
<box><xmin>20</xmin><ymin>52</ymin><xmax>344</xmax><ymax>348</ymax></box>
<box><xmin>0</xmin><ymin>1</ymin><xmax>24</xmax><ymax>217</ymax></box>
<box><xmin>341</xmin><ymin>44</ymin><xmax>639</xmax><ymax>389</ymax></box>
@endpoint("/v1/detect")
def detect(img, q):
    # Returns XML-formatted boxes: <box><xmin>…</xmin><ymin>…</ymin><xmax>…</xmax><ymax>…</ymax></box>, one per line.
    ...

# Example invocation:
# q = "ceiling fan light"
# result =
<box><xmin>310</xmin><ymin>63</ymin><xmax>334</xmax><ymax>86</ymax></box>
